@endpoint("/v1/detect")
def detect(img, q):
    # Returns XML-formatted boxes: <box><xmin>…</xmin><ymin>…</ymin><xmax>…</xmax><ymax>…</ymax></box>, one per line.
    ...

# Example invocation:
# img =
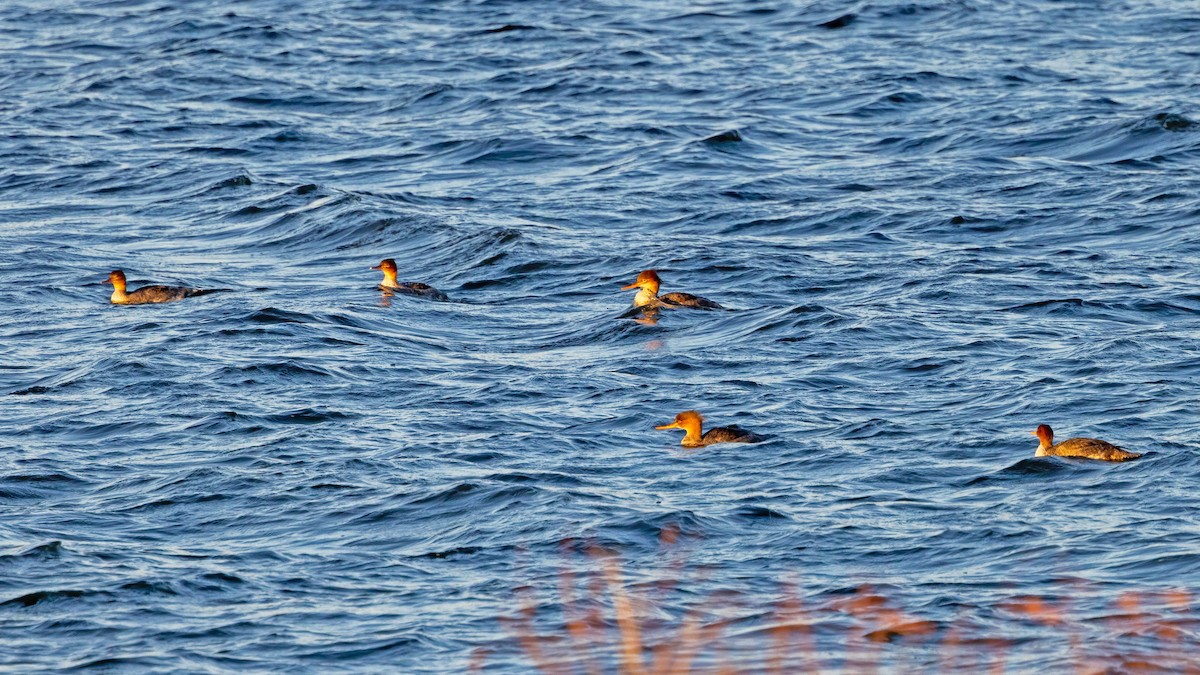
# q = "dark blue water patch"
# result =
<box><xmin>0</xmin><ymin>472</ymin><xmax>92</xmax><ymax>501</ymax></box>
<box><xmin>2</xmin><ymin>589</ymin><xmax>95</xmax><ymax>608</ymax></box>
<box><xmin>729</xmin><ymin>505</ymin><xmax>790</xmax><ymax>521</ymax></box>
<box><xmin>210</xmin><ymin>172</ymin><xmax>255</xmax><ymax>190</ymax></box>
<box><xmin>0</xmin><ymin>541</ymin><xmax>66</xmax><ymax>564</ymax></box>
<box><xmin>480</xmin><ymin>24</ymin><xmax>538</xmax><ymax>35</ymax></box>
<box><xmin>245</xmin><ymin>308</ymin><xmax>313</xmax><ymax>324</ymax></box>
<box><xmin>1001</xmin><ymin>298</ymin><xmax>1087</xmax><ymax>313</ymax></box>
<box><xmin>1140</xmin><ymin>112</ymin><xmax>1198</xmax><ymax>133</ymax></box>
<box><xmin>702</xmin><ymin>129</ymin><xmax>743</xmax><ymax>144</ymax></box>
<box><xmin>967</xmin><ymin>457</ymin><xmax>1100</xmax><ymax>486</ymax></box>
<box><xmin>1003</xmin><ymin>112</ymin><xmax>1200</xmax><ymax>165</ymax></box>
<box><xmin>817</xmin><ymin>13</ymin><xmax>857</xmax><ymax>29</ymax></box>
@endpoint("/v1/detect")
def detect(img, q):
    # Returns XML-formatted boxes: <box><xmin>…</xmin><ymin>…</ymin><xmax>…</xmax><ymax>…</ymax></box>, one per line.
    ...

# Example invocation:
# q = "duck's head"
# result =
<box><xmin>372</xmin><ymin>258</ymin><xmax>398</xmax><ymax>275</ymax></box>
<box><xmin>656</xmin><ymin>410</ymin><xmax>703</xmax><ymax>433</ymax></box>
<box><xmin>106</xmin><ymin>270</ymin><xmax>126</xmax><ymax>287</ymax></box>
<box><xmin>1031</xmin><ymin>424</ymin><xmax>1054</xmax><ymax>446</ymax></box>
<box><xmin>621</xmin><ymin>269</ymin><xmax>661</xmax><ymax>294</ymax></box>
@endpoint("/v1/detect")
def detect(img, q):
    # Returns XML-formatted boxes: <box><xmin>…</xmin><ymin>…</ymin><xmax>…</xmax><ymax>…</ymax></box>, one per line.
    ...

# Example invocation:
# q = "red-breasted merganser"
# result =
<box><xmin>372</xmin><ymin>259</ymin><xmax>449</xmax><ymax>301</ymax></box>
<box><xmin>105</xmin><ymin>270</ymin><xmax>219</xmax><ymax>305</ymax></box>
<box><xmin>621</xmin><ymin>270</ymin><xmax>722</xmax><ymax>309</ymax></box>
<box><xmin>1032</xmin><ymin>424</ymin><xmax>1141</xmax><ymax>462</ymax></box>
<box><xmin>656</xmin><ymin>410</ymin><xmax>763</xmax><ymax>447</ymax></box>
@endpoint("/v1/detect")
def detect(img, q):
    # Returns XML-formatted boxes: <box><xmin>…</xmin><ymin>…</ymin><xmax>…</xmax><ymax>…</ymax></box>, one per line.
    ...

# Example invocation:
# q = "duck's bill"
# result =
<box><xmin>1029</xmin><ymin>430</ymin><xmax>1038</xmax><ymax>436</ymax></box>
<box><xmin>370</xmin><ymin>264</ymin><xmax>382</xmax><ymax>270</ymax></box>
<box><xmin>620</xmin><ymin>282</ymin><xmax>640</xmax><ymax>290</ymax></box>
<box><xmin>655</xmin><ymin>422</ymin><xmax>681</xmax><ymax>430</ymax></box>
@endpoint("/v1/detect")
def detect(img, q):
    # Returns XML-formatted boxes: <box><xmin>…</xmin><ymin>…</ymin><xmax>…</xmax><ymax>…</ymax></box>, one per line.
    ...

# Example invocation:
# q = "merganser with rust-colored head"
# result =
<box><xmin>1031</xmin><ymin>424</ymin><xmax>1141</xmax><ymax>462</ymax></box>
<box><xmin>372</xmin><ymin>259</ymin><xmax>449</xmax><ymax>301</ymax></box>
<box><xmin>656</xmin><ymin>410</ymin><xmax>763</xmax><ymax>447</ymax></box>
<box><xmin>105</xmin><ymin>270</ymin><xmax>221</xmax><ymax>305</ymax></box>
<box><xmin>621</xmin><ymin>270</ymin><xmax>722</xmax><ymax>309</ymax></box>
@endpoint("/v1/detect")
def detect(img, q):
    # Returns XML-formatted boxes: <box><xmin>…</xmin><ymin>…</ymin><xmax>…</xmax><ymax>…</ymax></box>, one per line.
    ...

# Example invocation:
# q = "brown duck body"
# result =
<box><xmin>1032</xmin><ymin>425</ymin><xmax>1141</xmax><ymax>462</ymax></box>
<box><xmin>380</xmin><ymin>281</ymin><xmax>450</xmax><ymax>302</ymax></box>
<box><xmin>657</xmin><ymin>292</ymin><xmax>723</xmax><ymax>310</ymax></box>
<box><xmin>1042</xmin><ymin>437</ymin><xmax>1141</xmax><ymax>462</ymax></box>
<box><xmin>695</xmin><ymin>425</ymin><xmax>764</xmax><ymax>447</ymax></box>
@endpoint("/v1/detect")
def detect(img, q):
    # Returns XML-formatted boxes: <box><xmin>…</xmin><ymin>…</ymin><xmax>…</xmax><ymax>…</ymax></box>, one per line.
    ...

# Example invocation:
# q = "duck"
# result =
<box><xmin>1031</xmin><ymin>424</ymin><xmax>1141</xmax><ymax>462</ymax></box>
<box><xmin>621</xmin><ymin>270</ymin><xmax>722</xmax><ymax>309</ymax></box>
<box><xmin>372</xmin><ymin>259</ymin><xmax>449</xmax><ymax>301</ymax></box>
<box><xmin>104</xmin><ymin>270</ymin><xmax>220</xmax><ymax>305</ymax></box>
<box><xmin>656</xmin><ymin>410</ymin><xmax>763</xmax><ymax>447</ymax></box>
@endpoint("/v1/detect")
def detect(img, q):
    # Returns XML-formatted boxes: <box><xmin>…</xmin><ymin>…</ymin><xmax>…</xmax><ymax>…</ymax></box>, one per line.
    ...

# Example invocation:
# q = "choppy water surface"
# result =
<box><xmin>3</xmin><ymin>0</ymin><xmax>1200</xmax><ymax>670</ymax></box>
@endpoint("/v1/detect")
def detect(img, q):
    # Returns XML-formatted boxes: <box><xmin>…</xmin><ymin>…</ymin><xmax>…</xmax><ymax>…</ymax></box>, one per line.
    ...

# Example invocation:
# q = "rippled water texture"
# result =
<box><xmin>3</xmin><ymin>0</ymin><xmax>1200</xmax><ymax>670</ymax></box>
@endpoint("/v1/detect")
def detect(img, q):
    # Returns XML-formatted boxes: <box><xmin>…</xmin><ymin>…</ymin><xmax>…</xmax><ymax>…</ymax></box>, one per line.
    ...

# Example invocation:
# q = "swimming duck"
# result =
<box><xmin>105</xmin><ymin>270</ymin><xmax>217</xmax><ymax>305</ymax></box>
<box><xmin>372</xmin><ymin>259</ymin><xmax>449</xmax><ymax>301</ymax></box>
<box><xmin>656</xmin><ymin>410</ymin><xmax>763</xmax><ymax>447</ymax></box>
<box><xmin>621</xmin><ymin>270</ymin><xmax>722</xmax><ymax>309</ymax></box>
<box><xmin>1032</xmin><ymin>424</ymin><xmax>1141</xmax><ymax>462</ymax></box>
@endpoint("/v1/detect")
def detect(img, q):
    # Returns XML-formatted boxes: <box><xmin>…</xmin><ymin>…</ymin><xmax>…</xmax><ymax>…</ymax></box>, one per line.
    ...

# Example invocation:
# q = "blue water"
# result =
<box><xmin>3</xmin><ymin>0</ymin><xmax>1200</xmax><ymax>670</ymax></box>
